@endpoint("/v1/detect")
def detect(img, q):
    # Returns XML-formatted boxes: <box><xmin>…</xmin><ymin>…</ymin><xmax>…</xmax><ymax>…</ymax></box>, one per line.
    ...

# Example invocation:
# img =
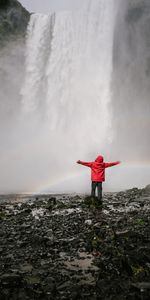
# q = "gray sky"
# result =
<box><xmin>19</xmin><ymin>0</ymin><xmax>83</xmax><ymax>13</ymax></box>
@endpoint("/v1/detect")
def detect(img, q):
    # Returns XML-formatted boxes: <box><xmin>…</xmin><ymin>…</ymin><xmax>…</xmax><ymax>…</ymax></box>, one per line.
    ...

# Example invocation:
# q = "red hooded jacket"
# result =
<box><xmin>77</xmin><ymin>155</ymin><xmax>120</xmax><ymax>182</ymax></box>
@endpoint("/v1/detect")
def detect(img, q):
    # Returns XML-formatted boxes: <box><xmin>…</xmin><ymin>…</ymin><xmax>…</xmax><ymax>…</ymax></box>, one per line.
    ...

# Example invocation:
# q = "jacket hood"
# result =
<box><xmin>95</xmin><ymin>155</ymin><xmax>104</xmax><ymax>163</ymax></box>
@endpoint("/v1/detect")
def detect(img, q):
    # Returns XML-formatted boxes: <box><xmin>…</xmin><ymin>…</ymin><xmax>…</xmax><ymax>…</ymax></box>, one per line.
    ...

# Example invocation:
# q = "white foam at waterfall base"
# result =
<box><xmin>18</xmin><ymin>0</ymin><xmax>117</xmax><ymax>192</ymax></box>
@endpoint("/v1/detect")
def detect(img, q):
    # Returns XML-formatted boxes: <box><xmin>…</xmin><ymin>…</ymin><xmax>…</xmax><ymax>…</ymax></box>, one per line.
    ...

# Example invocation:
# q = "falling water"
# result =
<box><xmin>20</xmin><ymin>0</ymin><xmax>117</xmax><ymax>191</ymax></box>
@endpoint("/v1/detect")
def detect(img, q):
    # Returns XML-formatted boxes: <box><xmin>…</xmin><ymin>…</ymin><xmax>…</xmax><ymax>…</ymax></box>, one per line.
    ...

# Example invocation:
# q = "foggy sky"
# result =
<box><xmin>19</xmin><ymin>0</ymin><xmax>83</xmax><ymax>13</ymax></box>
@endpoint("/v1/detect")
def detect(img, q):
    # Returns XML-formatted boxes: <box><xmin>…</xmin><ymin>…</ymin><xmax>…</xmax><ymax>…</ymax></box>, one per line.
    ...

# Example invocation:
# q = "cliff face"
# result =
<box><xmin>0</xmin><ymin>0</ymin><xmax>30</xmax><ymax>125</ymax></box>
<box><xmin>112</xmin><ymin>0</ymin><xmax>150</xmax><ymax>161</ymax></box>
<box><xmin>0</xmin><ymin>0</ymin><xmax>30</xmax><ymax>45</ymax></box>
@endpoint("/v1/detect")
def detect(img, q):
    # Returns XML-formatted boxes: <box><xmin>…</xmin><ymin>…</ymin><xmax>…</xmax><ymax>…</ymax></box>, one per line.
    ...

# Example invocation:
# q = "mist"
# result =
<box><xmin>0</xmin><ymin>0</ymin><xmax>150</xmax><ymax>193</ymax></box>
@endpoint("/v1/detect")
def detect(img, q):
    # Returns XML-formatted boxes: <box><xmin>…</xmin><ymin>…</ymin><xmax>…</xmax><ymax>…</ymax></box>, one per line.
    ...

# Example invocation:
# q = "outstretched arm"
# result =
<box><xmin>104</xmin><ymin>161</ymin><xmax>121</xmax><ymax>168</ymax></box>
<box><xmin>76</xmin><ymin>160</ymin><xmax>93</xmax><ymax>168</ymax></box>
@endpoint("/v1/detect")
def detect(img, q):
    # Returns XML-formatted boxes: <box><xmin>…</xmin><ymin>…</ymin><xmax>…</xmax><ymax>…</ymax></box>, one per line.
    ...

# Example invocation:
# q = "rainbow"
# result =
<box><xmin>30</xmin><ymin>161</ymin><xmax>150</xmax><ymax>194</ymax></box>
<box><xmin>30</xmin><ymin>172</ymin><xmax>81</xmax><ymax>194</ymax></box>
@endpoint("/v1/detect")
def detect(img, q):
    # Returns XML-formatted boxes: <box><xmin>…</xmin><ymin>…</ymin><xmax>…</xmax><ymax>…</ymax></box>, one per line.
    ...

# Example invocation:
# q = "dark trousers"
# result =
<box><xmin>91</xmin><ymin>181</ymin><xmax>102</xmax><ymax>201</ymax></box>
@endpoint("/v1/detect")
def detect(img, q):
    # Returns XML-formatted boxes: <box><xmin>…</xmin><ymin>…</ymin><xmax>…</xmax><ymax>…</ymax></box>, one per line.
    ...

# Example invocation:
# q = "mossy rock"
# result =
<box><xmin>56</xmin><ymin>202</ymin><xmax>67</xmax><ymax>209</ymax></box>
<box><xmin>0</xmin><ymin>211</ymin><xmax>7</xmax><ymax>220</ymax></box>
<box><xmin>134</xmin><ymin>218</ymin><xmax>145</xmax><ymax>226</ymax></box>
<box><xmin>84</xmin><ymin>196</ymin><xmax>102</xmax><ymax>209</ymax></box>
<box><xmin>131</xmin><ymin>265</ymin><xmax>146</xmax><ymax>279</ymax></box>
<box><xmin>24</xmin><ymin>275</ymin><xmax>41</xmax><ymax>285</ymax></box>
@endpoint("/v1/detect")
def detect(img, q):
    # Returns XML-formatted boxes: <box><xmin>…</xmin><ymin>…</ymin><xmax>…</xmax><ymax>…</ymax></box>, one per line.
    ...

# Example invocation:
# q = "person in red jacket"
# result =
<box><xmin>76</xmin><ymin>155</ymin><xmax>120</xmax><ymax>203</ymax></box>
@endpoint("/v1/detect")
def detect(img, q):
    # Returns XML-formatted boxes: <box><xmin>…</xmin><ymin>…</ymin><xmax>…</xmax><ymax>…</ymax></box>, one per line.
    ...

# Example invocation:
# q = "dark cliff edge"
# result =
<box><xmin>0</xmin><ymin>0</ymin><xmax>30</xmax><ymax>46</ymax></box>
<box><xmin>112</xmin><ymin>0</ymin><xmax>150</xmax><ymax>161</ymax></box>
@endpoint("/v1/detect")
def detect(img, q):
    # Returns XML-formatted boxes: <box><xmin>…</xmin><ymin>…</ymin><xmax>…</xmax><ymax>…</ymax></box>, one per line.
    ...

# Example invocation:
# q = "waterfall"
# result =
<box><xmin>20</xmin><ymin>0</ymin><xmax>117</xmax><ymax>191</ymax></box>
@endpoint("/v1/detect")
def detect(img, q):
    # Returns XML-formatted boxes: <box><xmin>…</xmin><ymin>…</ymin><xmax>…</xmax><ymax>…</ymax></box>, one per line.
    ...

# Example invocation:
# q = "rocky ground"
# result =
<box><xmin>0</xmin><ymin>186</ymin><xmax>150</xmax><ymax>300</ymax></box>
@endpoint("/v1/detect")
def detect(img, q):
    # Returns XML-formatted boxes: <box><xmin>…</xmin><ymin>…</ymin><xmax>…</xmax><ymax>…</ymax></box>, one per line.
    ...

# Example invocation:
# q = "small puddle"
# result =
<box><xmin>63</xmin><ymin>251</ymin><xmax>98</xmax><ymax>284</ymax></box>
<box><xmin>64</xmin><ymin>251</ymin><xmax>98</xmax><ymax>271</ymax></box>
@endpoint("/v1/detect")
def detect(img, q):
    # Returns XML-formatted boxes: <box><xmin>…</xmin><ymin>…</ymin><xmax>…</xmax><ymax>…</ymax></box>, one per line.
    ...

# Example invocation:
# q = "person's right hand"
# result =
<box><xmin>76</xmin><ymin>160</ymin><xmax>81</xmax><ymax>164</ymax></box>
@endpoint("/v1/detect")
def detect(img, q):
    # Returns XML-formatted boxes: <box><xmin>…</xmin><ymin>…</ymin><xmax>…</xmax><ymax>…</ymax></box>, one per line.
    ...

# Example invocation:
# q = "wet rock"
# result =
<box><xmin>0</xmin><ymin>273</ymin><xmax>22</xmax><ymax>287</ymax></box>
<box><xmin>84</xmin><ymin>196</ymin><xmax>102</xmax><ymax>209</ymax></box>
<box><xmin>20</xmin><ymin>264</ymin><xmax>33</xmax><ymax>273</ymax></box>
<box><xmin>131</xmin><ymin>282</ymin><xmax>150</xmax><ymax>290</ymax></box>
<box><xmin>0</xmin><ymin>0</ymin><xmax>30</xmax><ymax>46</ymax></box>
<box><xmin>48</xmin><ymin>197</ymin><xmax>56</xmax><ymax>204</ymax></box>
<box><xmin>46</xmin><ymin>197</ymin><xmax>56</xmax><ymax>210</ymax></box>
<box><xmin>0</xmin><ymin>211</ymin><xmax>7</xmax><ymax>220</ymax></box>
<box><xmin>85</xmin><ymin>219</ymin><xmax>92</xmax><ymax>225</ymax></box>
<box><xmin>115</xmin><ymin>229</ymin><xmax>130</xmax><ymax>236</ymax></box>
<box><xmin>144</xmin><ymin>184</ymin><xmax>150</xmax><ymax>194</ymax></box>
